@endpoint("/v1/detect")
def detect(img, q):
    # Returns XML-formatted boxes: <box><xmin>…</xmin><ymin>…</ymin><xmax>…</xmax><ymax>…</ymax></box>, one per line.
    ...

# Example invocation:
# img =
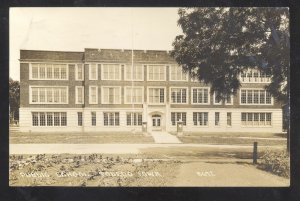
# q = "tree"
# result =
<box><xmin>9</xmin><ymin>78</ymin><xmax>20</xmax><ymax>122</ymax></box>
<box><xmin>171</xmin><ymin>7</ymin><xmax>289</xmax><ymax>104</ymax></box>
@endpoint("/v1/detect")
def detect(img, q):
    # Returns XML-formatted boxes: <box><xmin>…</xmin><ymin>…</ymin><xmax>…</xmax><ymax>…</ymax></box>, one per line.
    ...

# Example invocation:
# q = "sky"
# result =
<box><xmin>10</xmin><ymin>7</ymin><xmax>183</xmax><ymax>81</ymax></box>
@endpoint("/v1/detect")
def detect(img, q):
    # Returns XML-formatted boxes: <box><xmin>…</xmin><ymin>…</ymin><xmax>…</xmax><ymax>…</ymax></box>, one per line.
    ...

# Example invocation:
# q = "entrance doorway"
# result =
<box><xmin>152</xmin><ymin>114</ymin><xmax>162</xmax><ymax>131</ymax></box>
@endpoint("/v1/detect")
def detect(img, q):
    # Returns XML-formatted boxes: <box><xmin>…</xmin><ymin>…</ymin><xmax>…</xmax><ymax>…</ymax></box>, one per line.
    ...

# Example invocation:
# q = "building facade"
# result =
<box><xmin>19</xmin><ymin>48</ymin><xmax>283</xmax><ymax>133</ymax></box>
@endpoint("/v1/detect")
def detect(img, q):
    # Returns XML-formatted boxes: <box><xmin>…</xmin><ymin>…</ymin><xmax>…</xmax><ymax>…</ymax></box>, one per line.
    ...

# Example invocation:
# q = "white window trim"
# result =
<box><xmin>103</xmin><ymin>112</ymin><xmax>120</xmax><ymax>127</ymax></box>
<box><xmin>226</xmin><ymin>112</ymin><xmax>232</xmax><ymax>127</ymax></box>
<box><xmin>31</xmin><ymin>112</ymin><xmax>67</xmax><ymax>127</ymax></box>
<box><xmin>241</xmin><ymin>112</ymin><xmax>273</xmax><ymax>128</ymax></box>
<box><xmin>239</xmin><ymin>69</ymin><xmax>271</xmax><ymax>83</ymax></box>
<box><xmin>101</xmin><ymin>63</ymin><xmax>122</xmax><ymax>81</ymax></box>
<box><xmin>124</xmin><ymin>86</ymin><xmax>144</xmax><ymax>104</ymax></box>
<box><xmin>146</xmin><ymin>64</ymin><xmax>167</xmax><ymax>81</ymax></box>
<box><xmin>225</xmin><ymin>95</ymin><xmax>234</xmax><ymax>105</ymax></box>
<box><xmin>147</xmin><ymin>86</ymin><xmax>166</xmax><ymax>105</ymax></box>
<box><xmin>191</xmin><ymin>87</ymin><xmax>210</xmax><ymax>105</ymax></box>
<box><xmin>213</xmin><ymin>92</ymin><xmax>222</xmax><ymax>105</ymax></box>
<box><xmin>29</xmin><ymin>63</ymin><xmax>69</xmax><ymax>80</ymax></box>
<box><xmin>239</xmin><ymin>88</ymin><xmax>274</xmax><ymax>105</ymax></box>
<box><xmin>89</xmin><ymin>86</ymin><xmax>98</xmax><ymax>104</ymax></box>
<box><xmin>170</xmin><ymin>112</ymin><xmax>187</xmax><ymax>126</ymax></box>
<box><xmin>126</xmin><ymin>112</ymin><xmax>143</xmax><ymax>127</ymax></box>
<box><xmin>75</xmin><ymin>86</ymin><xmax>85</xmax><ymax>104</ymax></box>
<box><xmin>75</xmin><ymin>64</ymin><xmax>84</xmax><ymax>81</ymax></box>
<box><xmin>192</xmin><ymin>112</ymin><xmax>209</xmax><ymax>127</ymax></box>
<box><xmin>169</xmin><ymin>87</ymin><xmax>189</xmax><ymax>104</ymax></box>
<box><xmin>101</xmin><ymin>86</ymin><xmax>122</xmax><ymax>104</ymax></box>
<box><xmin>169</xmin><ymin>65</ymin><xmax>189</xmax><ymax>82</ymax></box>
<box><xmin>29</xmin><ymin>86</ymin><xmax>69</xmax><ymax>104</ymax></box>
<box><xmin>124</xmin><ymin>64</ymin><xmax>144</xmax><ymax>81</ymax></box>
<box><xmin>89</xmin><ymin>63</ymin><xmax>98</xmax><ymax>80</ymax></box>
<box><xmin>214</xmin><ymin>112</ymin><xmax>221</xmax><ymax>127</ymax></box>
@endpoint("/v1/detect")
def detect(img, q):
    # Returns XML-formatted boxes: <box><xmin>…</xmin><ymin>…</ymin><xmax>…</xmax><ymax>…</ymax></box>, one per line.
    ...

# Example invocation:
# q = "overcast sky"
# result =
<box><xmin>10</xmin><ymin>7</ymin><xmax>183</xmax><ymax>81</ymax></box>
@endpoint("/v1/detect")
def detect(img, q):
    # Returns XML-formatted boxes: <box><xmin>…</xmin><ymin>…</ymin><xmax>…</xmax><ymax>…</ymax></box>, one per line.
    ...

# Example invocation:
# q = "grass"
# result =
<box><xmin>175</xmin><ymin>132</ymin><xmax>287</xmax><ymax>146</ymax></box>
<box><xmin>10</xmin><ymin>131</ymin><xmax>155</xmax><ymax>144</ymax></box>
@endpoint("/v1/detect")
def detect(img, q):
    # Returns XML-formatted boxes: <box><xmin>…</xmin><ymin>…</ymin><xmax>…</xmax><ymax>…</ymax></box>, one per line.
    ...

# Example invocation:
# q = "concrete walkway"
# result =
<box><xmin>9</xmin><ymin>143</ymin><xmax>285</xmax><ymax>154</ymax></box>
<box><xmin>150</xmin><ymin>131</ymin><xmax>182</xmax><ymax>143</ymax></box>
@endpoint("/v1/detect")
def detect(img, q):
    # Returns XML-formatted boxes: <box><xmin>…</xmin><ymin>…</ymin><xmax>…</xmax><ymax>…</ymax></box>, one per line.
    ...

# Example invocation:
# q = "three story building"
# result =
<box><xmin>19</xmin><ymin>48</ymin><xmax>283</xmax><ymax>133</ymax></box>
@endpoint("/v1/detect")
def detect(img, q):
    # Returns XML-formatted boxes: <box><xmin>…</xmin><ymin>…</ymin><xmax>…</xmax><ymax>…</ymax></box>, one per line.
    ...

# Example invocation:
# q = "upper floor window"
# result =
<box><xmin>148</xmin><ymin>87</ymin><xmax>165</xmax><ymax>104</ymax></box>
<box><xmin>30</xmin><ymin>86</ymin><xmax>68</xmax><ymax>104</ymax></box>
<box><xmin>214</xmin><ymin>92</ymin><xmax>233</xmax><ymax>105</ymax></box>
<box><xmin>89</xmin><ymin>86</ymin><xmax>98</xmax><ymax>104</ymax></box>
<box><xmin>125</xmin><ymin>87</ymin><xmax>143</xmax><ymax>104</ymax></box>
<box><xmin>125</xmin><ymin>64</ymin><xmax>143</xmax><ymax>81</ymax></box>
<box><xmin>240</xmin><ymin>89</ymin><xmax>272</xmax><ymax>105</ymax></box>
<box><xmin>170</xmin><ymin>88</ymin><xmax>187</xmax><ymax>104</ymax></box>
<box><xmin>213</xmin><ymin>92</ymin><xmax>222</xmax><ymax>105</ymax></box>
<box><xmin>75</xmin><ymin>86</ymin><xmax>84</xmax><ymax>104</ymax></box>
<box><xmin>148</xmin><ymin>65</ymin><xmax>166</xmax><ymax>81</ymax></box>
<box><xmin>192</xmin><ymin>88</ymin><xmax>209</xmax><ymax>104</ymax></box>
<box><xmin>75</xmin><ymin>64</ymin><xmax>84</xmax><ymax>80</ymax></box>
<box><xmin>170</xmin><ymin>65</ymin><xmax>188</xmax><ymax>81</ymax></box>
<box><xmin>30</xmin><ymin>63</ymin><xmax>68</xmax><ymax>80</ymax></box>
<box><xmin>89</xmin><ymin>64</ymin><xmax>98</xmax><ymax>80</ymax></box>
<box><xmin>240</xmin><ymin>69</ymin><xmax>271</xmax><ymax>83</ymax></box>
<box><xmin>102</xmin><ymin>64</ymin><xmax>121</xmax><ymax>80</ymax></box>
<box><xmin>102</xmin><ymin>86</ymin><xmax>121</xmax><ymax>104</ymax></box>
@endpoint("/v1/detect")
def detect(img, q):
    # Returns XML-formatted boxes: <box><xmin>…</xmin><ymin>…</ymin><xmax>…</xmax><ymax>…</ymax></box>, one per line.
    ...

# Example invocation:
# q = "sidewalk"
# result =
<box><xmin>150</xmin><ymin>131</ymin><xmax>182</xmax><ymax>143</ymax></box>
<box><xmin>9</xmin><ymin>143</ymin><xmax>285</xmax><ymax>154</ymax></box>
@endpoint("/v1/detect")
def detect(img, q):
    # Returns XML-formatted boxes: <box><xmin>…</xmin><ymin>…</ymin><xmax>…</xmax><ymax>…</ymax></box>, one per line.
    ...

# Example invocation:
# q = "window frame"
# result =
<box><xmin>169</xmin><ymin>65</ymin><xmax>188</xmax><ymax>81</ymax></box>
<box><xmin>101</xmin><ymin>63</ymin><xmax>122</xmax><ymax>81</ymax></box>
<box><xmin>29</xmin><ymin>63</ymin><xmax>69</xmax><ymax>80</ymax></box>
<box><xmin>124</xmin><ymin>64</ymin><xmax>144</xmax><ymax>81</ymax></box>
<box><xmin>75</xmin><ymin>64</ymin><xmax>84</xmax><ymax>81</ymax></box>
<box><xmin>75</xmin><ymin>86</ymin><xmax>85</xmax><ymax>104</ymax></box>
<box><xmin>213</xmin><ymin>92</ymin><xmax>222</xmax><ymax>105</ymax></box>
<box><xmin>29</xmin><ymin>86</ymin><xmax>69</xmax><ymax>104</ymax></box>
<box><xmin>89</xmin><ymin>86</ymin><xmax>98</xmax><ymax>104</ymax></box>
<box><xmin>88</xmin><ymin>63</ymin><xmax>98</xmax><ymax>80</ymax></box>
<box><xmin>31</xmin><ymin>112</ymin><xmax>67</xmax><ymax>127</ymax></box>
<box><xmin>124</xmin><ymin>86</ymin><xmax>144</xmax><ymax>104</ymax></box>
<box><xmin>241</xmin><ymin>112</ymin><xmax>272</xmax><ymax>127</ymax></box>
<box><xmin>169</xmin><ymin>87</ymin><xmax>188</xmax><ymax>104</ymax></box>
<box><xmin>147</xmin><ymin>86</ymin><xmax>166</xmax><ymax>105</ymax></box>
<box><xmin>147</xmin><ymin>64</ymin><xmax>167</xmax><ymax>81</ymax></box>
<box><xmin>191</xmin><ymin>87</ymin><xmax>210</xmax><ymax>105</ymax></box>
<box><xmin>240</xmin><ymin>88</ymin><xmax>273</xmax><ymax>105</ymax></box>
<box><xmin>101</xmin><ymin>86</ymin><xmax>122</xmax><ymax>104</ymax></box>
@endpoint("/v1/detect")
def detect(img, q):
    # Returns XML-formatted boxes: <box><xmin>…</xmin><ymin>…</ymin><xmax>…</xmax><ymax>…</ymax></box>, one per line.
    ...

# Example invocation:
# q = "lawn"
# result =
<box><xmin>174</xmin><ymin>132</ymin><xmax>287</xmax><ymax>146</ymax></box>
<box><xmin>10</xmin><ymin>131</ymin><xmax>155</xmax><ymax>144</ymax></box>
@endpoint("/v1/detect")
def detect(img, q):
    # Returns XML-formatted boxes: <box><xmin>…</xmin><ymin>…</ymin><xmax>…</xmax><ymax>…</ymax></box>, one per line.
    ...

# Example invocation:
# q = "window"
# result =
<box><xmin>240</xmin><ymin>69</ymin><xmax>271</xmax><ymax>83</ymax></box>
<box><xmin>125</xmin><ymin>65</ymin><xmax>143</xmax><ymax>80</ymax></box>
<box><xmin>241</xmin><ymin>112</ymin><xmax>272</xmax><ymax>126</ymax></box>
<box><xmin>148</xmin><ymin>88</ymin><xmax>165</xmax><ymax>104</ymax></box>
<box><xmin>91</xmin><ymin>112</ymin><xmax>96</xmax><ymax>126</ymax></box>
<box><xmin>89</xmin><ymin>64</ymin><xmax>98</xmax><ymax>80</ymax></box>
<box><xmin>30</xmin><ymin>87</ymin><xmax>68</xmax><ymax>104</ymax></box>
<box><xmin>214</xmin><ymin>92</ymin><xmax>222</xmax><ymax>105</ymax></box>
<box><xmin>192</xmin><ymin>88</ymin><xmax>209</xmax><ymax>104</ymax></box>
<box><xmin>225</xmin><ymin>95</ymin><xmax>233</xmax><ymax>105</ymax></box>
<box><xmin>126</xmin><ymin>112</ymin><xmax>142</xmax><ymax>126</ymax></box>
<box><xmin>102</xmin><ymin>87</ymin><xmax>121</xmax><ymax>104</ymax></box>
<box><xmin>30</xmin><ymin>63</ymin><xmax>68</xmax><ymax>80</ymax></box>
<box><xmin>89</xmin><ymin>86</ymin><xmax>98</xmax><ymax>104</ymax></box>
<box><xmin>104</xmin><ymin>112</ymin><xmax>120</xmax><ymax>126</ymax></box>
<box><xmin>78</xmin><ymin>112</ymin><xmax>83</xmax><ymax>126</ymax></box>
<box><xmin>102</xmin><ymin>64</ymin><xmax>121</xmax><ymax>80</ymax></box>
<box><xmin>240</xmin><ymin>89</ymin><xmax>272</xmax><ymax>105</ymax></box>
<box><xmin>125</xmin><ymin>87</ymin><xmax>143</xmax><ymax>104</ymax></box>
<box><xmin>227</xmin><ymin>112</ymin><xmax>232</xmax><ymax>126</ymax></box>
<box><xmin>32</xmin><ymin>112</ymin><xmax>66</xmax><ymax>126</ymax></box>
<box><xmin>76</xmin><ymin>64</ymin><xmax>84</xmax><ymax>80</ymax></box>
<box><xmin>148</xmin><ymin>65</ymin><xmax>166</xmax><ymax>81</ymax></box>
<box><xmin>193</xmin><ymin>112</ymin><xmax>208</xmax><ymax>126</ymax></box>
<box><xmin>170</xmin><ymin>88</ymin><xmax>187</xmax><ymax>104</ymax></box>
<box><xmin>170</xmin><ymin>65</ymin><xmax>188</xmax><ymax>81</ymax></box>
<box><xmin>75</xmin><ymin>86</ymin><xmax>84</xmax><ymax>104</ymax></box>
<box><xmin>171</xmin><ymin>112</ymin><xmax>186</xmax><ymax>126</ymax></box>
<box><xmin>215</xmin><ymin>112</ymin><xmax>220</xmax><ymax>126</ymax></box>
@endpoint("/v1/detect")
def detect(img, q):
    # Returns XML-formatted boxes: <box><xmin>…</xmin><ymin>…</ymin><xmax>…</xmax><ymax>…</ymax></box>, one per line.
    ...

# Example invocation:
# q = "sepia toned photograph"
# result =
<box><xmin>9</xmin><ymin>7</ymin><xmax>290</xmax><ymax>187</ymax></box>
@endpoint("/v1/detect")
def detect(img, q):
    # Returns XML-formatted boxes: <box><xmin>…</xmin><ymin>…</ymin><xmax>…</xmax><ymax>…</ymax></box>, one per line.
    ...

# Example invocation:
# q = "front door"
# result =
<box><xmin>152</xmin><ymin>114</ymin><xmax>162</xmax><ymax>131</ymax></box>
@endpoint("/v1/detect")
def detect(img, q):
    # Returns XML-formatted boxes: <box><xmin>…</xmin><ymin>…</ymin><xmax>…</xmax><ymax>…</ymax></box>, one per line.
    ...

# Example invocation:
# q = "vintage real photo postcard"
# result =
<box><xmin>9</xmin><ymin>7</ymin><xmax>290</xmax><ymax>187</ymax></box>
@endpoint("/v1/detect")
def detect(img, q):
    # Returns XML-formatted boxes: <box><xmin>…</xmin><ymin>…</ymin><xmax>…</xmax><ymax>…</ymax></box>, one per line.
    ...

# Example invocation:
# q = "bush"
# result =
<box><xmin>258</xmin><ymin>150</ymin><xmax>290</xmax><ymax>178</ymax></box>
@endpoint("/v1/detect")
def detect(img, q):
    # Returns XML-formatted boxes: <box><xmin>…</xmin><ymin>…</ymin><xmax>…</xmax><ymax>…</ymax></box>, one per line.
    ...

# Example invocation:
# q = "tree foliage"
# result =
<box><xmin>9</xmin><ymin>78</ymin><xmax>20</xmax><ymax>120</ymax></box>
<box><xmin>171</xmin><ymin>7</ymin><xmax>289</xmax><ymax>103</ymax></box>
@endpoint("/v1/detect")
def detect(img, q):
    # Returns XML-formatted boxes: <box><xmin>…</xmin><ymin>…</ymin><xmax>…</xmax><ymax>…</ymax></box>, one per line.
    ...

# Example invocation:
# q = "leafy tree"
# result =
<box><xmin>171</xmin><ymin>7</ymin><xmax>289</xmax><ymax>104</ymax></box>
<box><xmin>9</xmin><ymin>78</ymin><xmax>20</xmax><ymax>121</ymax></box>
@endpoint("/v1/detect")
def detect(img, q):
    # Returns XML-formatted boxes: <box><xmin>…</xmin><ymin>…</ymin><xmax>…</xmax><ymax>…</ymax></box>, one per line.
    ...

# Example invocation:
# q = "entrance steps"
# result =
<box><xmin>150</xmin><ymin>131</ymin><xmax>182</xmax><ymax>144</ymax></box>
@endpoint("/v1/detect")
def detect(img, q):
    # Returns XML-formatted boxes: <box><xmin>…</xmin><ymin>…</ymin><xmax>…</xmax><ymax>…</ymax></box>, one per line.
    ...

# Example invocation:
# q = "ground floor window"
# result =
<box><xmin>227</xmin><ymin>112</ymin><xmax>232</xmax><ymax>126</ymax></box>
<box><xmin>241</xmin><ymin>112</ymin><xmax>272</xmax><ymax>126</ymax></box>
<box><xmin>32</xmin><ymin>112</ymin><xmax>67</xmax><ymax>126</ymax></box>
<box><xmin>215</xmin><ymin>112</ymin><xmax>220</xmax><ymax>126</ymax></box>
<box><xmin>91</xmin><ymin>112</ymin><xmax>96</xmax><ymax>126</ymax></box>
<box><xmin>193</xmin><ymin>112</ymin><xmax>208</xmax><ymax>126</ymax></box>
<box><xmin>171</xmin><ymin>112</ymin><xmax>186</xmax><ymax>126</ymax></box>
<box><xmin>78</xmin><ymin>112</ymin><xmax>83</xmax><ymax>126</ymax></box>
<box><xmin>104</xmin><ymin>112</ymin><xmax>120</xmax><ymax>126</ymax></box>
<box><xmin>126</xmin><ymin>112</ymin><xmax>142</xmax><ymax>126</ymax></box>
